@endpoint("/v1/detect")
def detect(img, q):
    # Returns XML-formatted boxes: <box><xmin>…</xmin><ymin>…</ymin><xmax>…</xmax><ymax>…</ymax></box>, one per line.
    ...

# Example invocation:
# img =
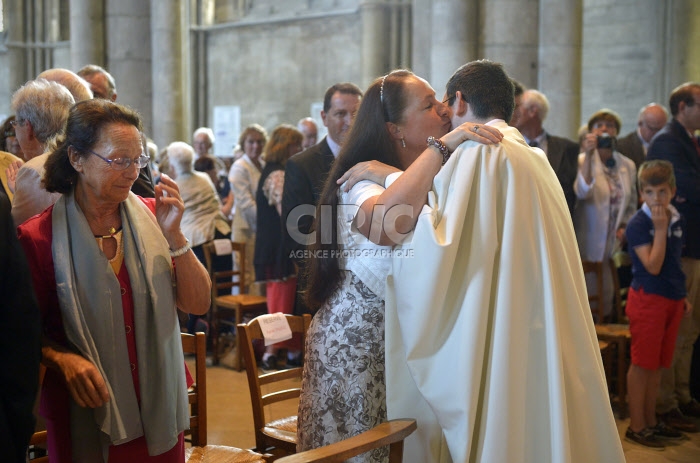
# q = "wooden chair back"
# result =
<box><xmin>202</xmin><ymin>240</ymin><xmax>267</xmax><ymax>368</ymax></box>
<box><xmin>238</xmin><ymin>314</ymin><xmax>312</xmax><ymax>454</ymax></box>
<box><xmin>609</xmin><ymin>254</ymin><xmax>631</xmax><ymax>323</ymax></box>
<box><xmin>275</xmin><ymin>419</ymin><xmax>417</xmax><ymax>463</ymax></box>
<box><xmin>582</xmin><ymin>260</ymin><xmax>605</xmax><ymax>323</ymax></box>
<box><xmin>182</xmin><ymin>332</ymin><xmax>208</xmax><ymax>446</ymax></box>
<box><xmin>181</xmin><ymin>332</ymin><xmax>267</xmax><ymax>461</ymax></box>
<box><xmin>202</xmin><ymin>240</ymin><xmax>246</xmax><ymax>295</ymax></box>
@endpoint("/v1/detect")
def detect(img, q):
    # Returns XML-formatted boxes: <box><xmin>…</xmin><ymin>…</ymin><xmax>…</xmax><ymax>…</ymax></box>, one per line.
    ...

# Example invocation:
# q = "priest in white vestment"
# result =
<box><xmin>384</xmin><ymin>61</ymin><xmax>625</xmax><ymax>463</ymax></box>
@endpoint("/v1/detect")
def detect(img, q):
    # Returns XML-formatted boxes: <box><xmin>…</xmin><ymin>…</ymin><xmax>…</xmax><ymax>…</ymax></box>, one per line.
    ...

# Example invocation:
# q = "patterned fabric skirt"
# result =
<box><xmin>297</xmin><ymin>271</ymin><xmax>388</xmax><ymax>463</ymax></box>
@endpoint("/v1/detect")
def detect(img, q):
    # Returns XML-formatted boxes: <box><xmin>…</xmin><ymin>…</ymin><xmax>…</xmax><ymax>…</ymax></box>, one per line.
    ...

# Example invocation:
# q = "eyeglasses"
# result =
<box><xmin>88</xmin><ymin>149</ymin><xmax>150</xmax><ymax>171</ymax></box>
<box><xmin>4</xmin><ymin>131</ymin><xmax>15</xmax><ymax>138</ymax></box>
<box><xmin>442</xmin><ymin>94</ymin><xmax>466</xmax><ymax>106</ymax></box>
<box><xmin>9</xmin><ymin>119</ymin><xmax>25</xmax><ymax>128</ymax></box>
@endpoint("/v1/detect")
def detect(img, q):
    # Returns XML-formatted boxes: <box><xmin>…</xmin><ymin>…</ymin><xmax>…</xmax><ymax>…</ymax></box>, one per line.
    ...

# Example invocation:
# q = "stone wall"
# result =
<box><xmin>0</xmin><ymin>0</ymin><xmax>697</xmax><ymax>144</ymax></box>
<box><xmin>204</xmin><ymin>10</ymin><xmax>362</xmax><ymax>135</ymax></box>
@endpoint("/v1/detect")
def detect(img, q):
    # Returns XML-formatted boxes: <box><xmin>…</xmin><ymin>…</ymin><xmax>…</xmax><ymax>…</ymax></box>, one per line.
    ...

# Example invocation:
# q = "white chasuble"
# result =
<box><xmin>385</xmin><ymin>122</ymin><xmax>625</xmax><ymax>463</ymax></box>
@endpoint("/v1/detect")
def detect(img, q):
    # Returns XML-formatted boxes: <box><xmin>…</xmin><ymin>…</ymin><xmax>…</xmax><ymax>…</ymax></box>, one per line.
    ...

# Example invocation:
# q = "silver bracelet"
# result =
<box><xmin>427</xmin><ymin>136</ymin><xmax>451</xmax><ymax>165</ymax></box>
<box><xmin>169</xmin><ymin>238</ymin><xmax>191</xmax><ymax>257</ymax></box>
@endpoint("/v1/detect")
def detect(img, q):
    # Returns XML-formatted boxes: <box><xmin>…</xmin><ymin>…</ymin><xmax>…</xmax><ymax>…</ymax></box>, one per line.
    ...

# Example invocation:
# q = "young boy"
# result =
<box><xmin>624</xmin><ymin>160</ymin><xmax>692</xmax><ymax>449</ymax></box>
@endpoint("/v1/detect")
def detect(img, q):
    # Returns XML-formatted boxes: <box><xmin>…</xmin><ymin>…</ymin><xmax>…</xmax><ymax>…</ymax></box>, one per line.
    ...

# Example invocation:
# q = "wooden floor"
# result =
<box><xmin>200</xmin><ymin>351</ymin><xmax>700</xmax><ymax>462</ymax></box>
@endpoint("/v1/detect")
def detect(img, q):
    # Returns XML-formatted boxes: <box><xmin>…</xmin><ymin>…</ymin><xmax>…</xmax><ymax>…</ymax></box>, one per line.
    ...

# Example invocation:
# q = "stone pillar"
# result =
<box><xmin>360</xmin><ymin>0</ymin><xmax>390</xmax><ymax>88</ymax></box>
<box><xmin>482</xmin><ymin>0</ymin><xmax>539</xmax><ymax>88</ymax></box>
<box><xmin>5</xmin><ymin>0</ymin><xmax>29</xmax><ymax>91</ymax></box>
<box><xmin>150</xmin><ymin>0</ymin><xmax>189</xmax><ymax>148</ymax></box>
<box><xmin>429</xmin><ymin>0</ymin><xmax>476</xmax><ymax>93</ymax></box>
<box><xmin>538</xmin><ymin>0</ymin><xmax>582</xmax><ymax>139</ymax></box>
<box><xmin>105</xmin><ymin>1</ymin><xmax>154</xmax><ymax>137</ymax></box>
<box><xmin>70</xmin><ymin>0</ymin><xmax>105</xmax><ymax>70</ymax></box>
<box><xmin>192</xmin><ymin>0</ymin><xmax>212</xmax><ymax>131</ymax></box>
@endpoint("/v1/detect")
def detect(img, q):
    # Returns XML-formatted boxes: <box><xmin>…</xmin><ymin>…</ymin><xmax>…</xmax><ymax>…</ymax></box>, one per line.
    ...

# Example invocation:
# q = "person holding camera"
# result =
<box><xmin>574</xmin><ymin>108</ymin><xmax>638</xmax><ymax>320</ymax></box>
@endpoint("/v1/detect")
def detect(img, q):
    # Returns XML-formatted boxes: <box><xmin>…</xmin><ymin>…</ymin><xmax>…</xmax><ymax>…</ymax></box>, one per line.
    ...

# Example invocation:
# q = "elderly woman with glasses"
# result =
<box><xmin>18</xmin><ymin>99</ymin><xmax>210</xmax><ymax>462</ymax></box>
<box><xmin>574</xmin><ymin>109</ymin><xmax>638</xmax><ymax>320</ymax></box>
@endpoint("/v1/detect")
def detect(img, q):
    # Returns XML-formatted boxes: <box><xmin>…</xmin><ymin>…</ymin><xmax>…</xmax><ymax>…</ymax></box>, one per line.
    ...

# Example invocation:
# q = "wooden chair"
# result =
<box><xmin>27</xmin><ymin>339</ymin><xmax>265</xmax><ymax>462</ymax></box>
<box><xmin>238</xmin><ymin>314</ymin><xmax>312</xmax><ymax>455</ymax></box>
<box><xmin>203</xmin><ymin>240</ymin><xmax>268</xmax><ymax>369</ymax></box>
<box><xmin>595</xmin><ymin>324</ymin><xmax>631</xmax><ymax>418</ymax></box>
<box><xmin>276</xmin><ymin>419</ymin><xmax>417</xmax><ymax>463</ymax></box>
<box><xmin>181</xmin><ymin>332</ymin><xmax>267</xmax><ymax>462</ymax></box>
<box><xmin>610</xmin><ymin>253</ymin><xmax>631</xmax><ymax>323</ymax></box>
<box><xmin>581</xmin><ymin>260</ymin><xmax>605</xmax><ymax>323</ymax></box>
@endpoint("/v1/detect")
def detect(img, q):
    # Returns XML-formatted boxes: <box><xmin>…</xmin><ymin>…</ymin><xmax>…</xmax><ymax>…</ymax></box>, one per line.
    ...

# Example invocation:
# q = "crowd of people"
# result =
<box><xmin>2</xmin><ymin>59</ymin><xmax>699</xmax><ymax>462</ymax></box>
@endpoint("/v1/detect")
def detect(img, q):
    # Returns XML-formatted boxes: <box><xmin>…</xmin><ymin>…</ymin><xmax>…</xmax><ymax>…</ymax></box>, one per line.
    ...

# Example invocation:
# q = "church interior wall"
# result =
<box><xmin>0</xmin><ymin>0</ymin><xmax>697</xmax><ymax>143</ymax></box>
<box><xmin>205</xmin><ymin>11</ymin><xmax>362</xmax><ymax>140</ymax></box>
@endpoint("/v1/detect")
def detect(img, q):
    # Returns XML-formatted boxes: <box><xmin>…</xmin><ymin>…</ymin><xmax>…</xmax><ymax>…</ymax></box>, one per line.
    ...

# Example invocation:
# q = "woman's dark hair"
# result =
<box><xmin>194</xmin><ymin>155</ymin><xmax>217</xmax><ymax>173</ymax></box>
<box><xmin>43</xmin><ymin>99</ymin><xmax>142</xmax><ymax>194</ymax></box>
<box><xmin>304</xmin><ymin>70</ymin><xmax>414</xmax><ymax>310</ymax></box>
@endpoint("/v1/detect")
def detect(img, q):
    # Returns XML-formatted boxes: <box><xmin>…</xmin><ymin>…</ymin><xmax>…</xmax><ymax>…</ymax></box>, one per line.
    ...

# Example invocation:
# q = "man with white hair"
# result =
<box><xmin>616</xmin><ymin>102</ymin><xmax>669</xmax><ymax>169</ymax></box>
<box><xmin>9</xmin><ymin>79</ymin><xmax>75</xmax><ymax>225</ymax></box>
<box><xmin>37</xmin><ymin>68</ymin><xmax>93</xmax><ymax>102</ymax></box>
<box><xmin>192</xmin><ymin>126</ymin><xmax>226</xmax><ymax>174</ymax></box>
<box><xmin>297</xmin><ymin>117</ymin><xmax>318</xmax><ymax>150</ymax></box>
<box><xmin>514</xmin><ymin>89</ymin><xmax>580</xmax><ymax>215</ymax></box>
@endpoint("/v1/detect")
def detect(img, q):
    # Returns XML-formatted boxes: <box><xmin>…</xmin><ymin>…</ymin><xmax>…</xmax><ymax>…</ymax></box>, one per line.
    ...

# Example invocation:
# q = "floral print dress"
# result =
<box><xmin>297</xmin><ymin>272</ymin><xmax>388</xmax><ymax>462</ymax></box>
<box><xmin>297</xmin><ymin>180</ymin><xmax>393</xmax><ymax>463</ymax></box>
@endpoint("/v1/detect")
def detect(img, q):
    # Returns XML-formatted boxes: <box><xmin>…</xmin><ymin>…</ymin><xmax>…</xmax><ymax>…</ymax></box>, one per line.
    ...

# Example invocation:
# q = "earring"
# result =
<box><xmin>401</xmin><ymin>138</ymin><xmax>406</xmax><ymax>148</ymax></box>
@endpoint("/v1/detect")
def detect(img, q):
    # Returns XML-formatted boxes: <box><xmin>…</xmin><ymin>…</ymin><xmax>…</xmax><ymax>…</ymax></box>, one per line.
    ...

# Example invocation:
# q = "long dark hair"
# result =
<box><xmin>304</xmin><ymin>70</ymin><xmax>413</xmax><ymax>310</ymax></box>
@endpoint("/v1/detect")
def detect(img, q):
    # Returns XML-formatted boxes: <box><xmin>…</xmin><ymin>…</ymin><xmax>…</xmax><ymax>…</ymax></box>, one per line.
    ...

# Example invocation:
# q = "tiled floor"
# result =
<box><xmin>200</xmin><ymin>355</ymin><xmax>700</xmax><ymax>462</ymax></box>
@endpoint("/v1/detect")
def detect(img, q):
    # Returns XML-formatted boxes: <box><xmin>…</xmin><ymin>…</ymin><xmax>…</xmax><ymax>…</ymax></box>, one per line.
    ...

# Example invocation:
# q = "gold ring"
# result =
<box><xmin>472</xmin><ymin>125</ymin><xmax>480</xmax><ymax>133</ymax></box>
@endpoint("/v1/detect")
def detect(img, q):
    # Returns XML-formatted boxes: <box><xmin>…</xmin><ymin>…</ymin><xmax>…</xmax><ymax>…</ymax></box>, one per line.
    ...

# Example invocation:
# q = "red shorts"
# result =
<box><xmin>626</xmin><ymin>287</ymin><xmax>684</xmax><ymax>370</ymax></box>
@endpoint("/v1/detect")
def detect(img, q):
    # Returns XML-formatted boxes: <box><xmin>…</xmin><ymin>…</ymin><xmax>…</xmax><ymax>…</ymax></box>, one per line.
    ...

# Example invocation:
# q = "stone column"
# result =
<box><xmin>106</xmin><ymin>1</ymin><xmax>154</xmax><ymax>137</ymax></box>
<box><xmin>5</xmin><ymin>0</ymin><xmax>28</xmax><ymax>91</ymax></box>
<box><xmin>360</xmin><ymin>0</ymin><xmax>390</xmax><ymax>88</ymax></box>
<box><xmin>538</xmin><ymin>0</ymin><xmax>582</xmax><ymax>139</ymax></box>
<box><xmin>69</xmin><ymin>0</ymin><xmax>105</xmax><ymax>70</ymax></box>
<box><xmin>150</xmin><ymin>0</ymin><xmax>190</xmax><ymax>148</ymax></box>
<box><xmin>482</xmin><ymin>1</ymin><xmax>539</xmax><ymax>87</ymax></box>
<box><xmin>429</xmin><ymin>0</ymin><xmax>476</xmax><ymax>93</ymax></box>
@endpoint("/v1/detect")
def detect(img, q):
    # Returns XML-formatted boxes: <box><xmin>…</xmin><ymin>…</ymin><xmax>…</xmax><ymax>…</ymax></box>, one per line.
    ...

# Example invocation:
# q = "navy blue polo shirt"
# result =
<box><xmin>626</xmin><ymin>204</ymin><xmax>686</xmax><ymax>300</ymax></box>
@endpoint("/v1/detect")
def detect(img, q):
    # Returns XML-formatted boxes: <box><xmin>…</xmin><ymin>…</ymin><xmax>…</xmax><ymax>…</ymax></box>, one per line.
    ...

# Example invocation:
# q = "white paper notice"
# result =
<box><xmin>213</xmin><ymin>239</ymin><xmax>232</xmax><ymax>256</ymax></box>
<box><xmin>258</xmin><ymin>313</ymin><xmax>293</xmax><ymax>346</ymax></box>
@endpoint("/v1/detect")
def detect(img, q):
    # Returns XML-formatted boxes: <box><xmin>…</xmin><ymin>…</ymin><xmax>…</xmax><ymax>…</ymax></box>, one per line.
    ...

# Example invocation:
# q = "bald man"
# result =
<box><xmin>616</xmin><ymin>103</ymin><xmax>669</xmax><ymax>169</ymax></box>
<box><xmin>297</xmin><ymin>117</ymin><xmax>318</xmax><ymax>150</ymax></box>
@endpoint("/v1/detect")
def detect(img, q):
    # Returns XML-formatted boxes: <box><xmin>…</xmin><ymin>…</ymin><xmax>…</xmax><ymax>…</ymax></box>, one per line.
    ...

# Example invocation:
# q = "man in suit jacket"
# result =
<box><xmin>647</xmin><ymin>82</ymin><xmax>700</xmax><ymax>431</ymax></box>
<box><xmin>282</xmin><ymin>82</ymin><xmax>362</xmax><ymax>314</ymax></box>
<box><xmin>514</xmin><ymin>89</ymin><xmax>579</xmax><ymax>215</ymax></box>
<box><xmin>616</xmin><ymin>102</ymin><xmax>668</xmax><ymax>169</ymax></box>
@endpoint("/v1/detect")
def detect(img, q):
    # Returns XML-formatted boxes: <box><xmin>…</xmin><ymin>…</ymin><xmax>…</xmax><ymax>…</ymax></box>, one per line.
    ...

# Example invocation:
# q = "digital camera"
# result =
<box><xmin>597</xmin><ymin>134</ymin><xmax>613</xmax><ymax>149</ymax></box>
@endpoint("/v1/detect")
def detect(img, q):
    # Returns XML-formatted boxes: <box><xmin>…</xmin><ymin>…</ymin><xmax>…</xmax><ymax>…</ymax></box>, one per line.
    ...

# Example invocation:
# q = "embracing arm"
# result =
<box><xmin>156</xmin><ymin>174</ymin><xmax>211</xmax><ymax>315</ymax></box>
<box><xmin>355</xmin><ymin>123</ymin><xmax>503</xmax><ymax>245</ymax></box>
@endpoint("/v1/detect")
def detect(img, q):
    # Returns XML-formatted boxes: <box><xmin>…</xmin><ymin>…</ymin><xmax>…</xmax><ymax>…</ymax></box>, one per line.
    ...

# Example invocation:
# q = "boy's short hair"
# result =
<box><xmin>638</xmin><ymin>159</ymin><xmax>676</xmax><ymax>190</ymax></box>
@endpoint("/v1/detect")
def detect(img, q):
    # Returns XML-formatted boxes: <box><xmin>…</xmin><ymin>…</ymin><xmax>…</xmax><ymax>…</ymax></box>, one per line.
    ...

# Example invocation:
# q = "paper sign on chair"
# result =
<box><xmin>258</xmin><ymin>313</ymin><xmax>293</xmax><ymax>346</ymax></box>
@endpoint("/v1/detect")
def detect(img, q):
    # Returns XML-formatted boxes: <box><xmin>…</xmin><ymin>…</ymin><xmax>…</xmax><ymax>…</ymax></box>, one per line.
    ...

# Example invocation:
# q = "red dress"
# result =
<box><xmin>18</xmin><ymin>198</ymin><xmax>191</xmax><ymax>462</ymax></box>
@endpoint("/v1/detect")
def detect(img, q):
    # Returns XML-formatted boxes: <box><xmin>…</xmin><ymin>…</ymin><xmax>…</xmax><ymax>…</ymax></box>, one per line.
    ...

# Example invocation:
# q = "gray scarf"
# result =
<box><xmin>52</xmin><ymin>191</ymin><xmax>189</xmax><ymax>460</ymax></box>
